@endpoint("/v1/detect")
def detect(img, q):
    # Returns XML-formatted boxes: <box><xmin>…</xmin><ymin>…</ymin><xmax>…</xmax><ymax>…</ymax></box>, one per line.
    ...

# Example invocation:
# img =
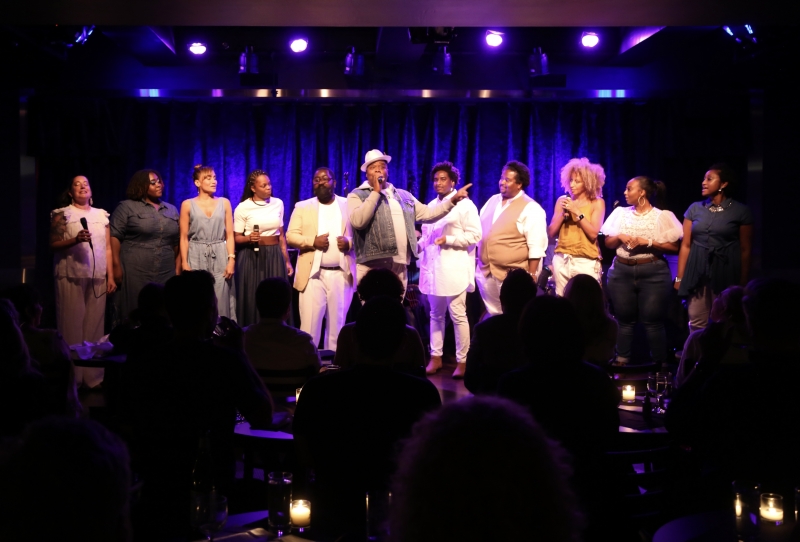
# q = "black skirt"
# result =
<box><xmin>235</xmin><ymin>244</ymin><xmax>289</xmax><ymax>327</ymax></box>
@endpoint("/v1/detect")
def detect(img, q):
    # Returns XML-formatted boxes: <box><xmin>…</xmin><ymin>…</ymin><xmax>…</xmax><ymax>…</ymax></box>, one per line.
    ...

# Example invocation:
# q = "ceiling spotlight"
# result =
<box><xmin>290</xmin><ymin>38</ymin><xmax>308</xmax><ymax>53</ymax></box>
<box><xmin>745</xmin><ymin>24</ymin><xmax>754</xmax><ymax>34</ymax></box>
<box><xmin>723</xmin><ymin>26</ymin><xmax>734</xmax><ymax>36</ymax></box>
<box><xmin>485</xmin><ymin>30</ymin><xmax>504</xmax><ymax>47</ymax></box>
<box><xmin>74</xmin><ymin>25</ymin><xmax>95</xmax><ymax>45</ymax></box>
<box><xmin>189</xmin><ymin>43</ymin><xmax>207</xmax><ymax>55</ymax></box>
<box><xmin>581</xmin><ymin>32</ymin><xmax>599</xmax><ymax>48</ymax></box>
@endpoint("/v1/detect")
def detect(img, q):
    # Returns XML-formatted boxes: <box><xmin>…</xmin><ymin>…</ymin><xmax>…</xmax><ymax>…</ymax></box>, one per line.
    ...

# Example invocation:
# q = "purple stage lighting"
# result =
<box><xmin>723</xmin><ymin>26</ymin><xmax>734</xmax><ymax>36</ymax></box>
<box><xmin>189</xmin><ymin>43</ymin><xmax>207</xmax><ymax>55</ymax></box>
<box><xmin>290</xmin><ymin>39</ymin><xmax>308</xmax><ymax>53</ymax></box>
<box><xmin>485</xmin><ymin>31</ymin><xmax>503</xmax><ymax>47</ymax></box>
<box><xmin>745</xmin><ymin>24</ymin><xmax>754</xmax><ymax>34</ymax></box>
<box><xmin>581</xmin><ymin>32</ymin><xmax>599</xmax><ymax>48</ymax></box>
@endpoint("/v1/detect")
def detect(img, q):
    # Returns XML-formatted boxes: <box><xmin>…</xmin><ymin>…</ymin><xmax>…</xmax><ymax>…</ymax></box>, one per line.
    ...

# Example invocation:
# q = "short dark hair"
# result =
<box><xmin>164</xmin><ymin>270</ymin><xmax>216</xmax><ymax>332</ymax></box>
<box><xmin>357</xmin><ymin>268</ymin><xmax>405</xmax><ymax>302</ymax></box>
<box><xmin>518</xmin><ymin>296</ymin><xmax>586</xmax><ymax>364</ymax></box>
<box><xmin>430</xmin><ymin>161</ymin><xmax>460</xmax><ymax>184</ymax></box>
<box><xmin>314</xmin><ymin>167</ymin><xmax>336</xmax><ymax>181</ymax></box>
<box><xmin>499</xmin><ymin>268</ymin><xmax>537</xmax><ymax>316</ymax></box>
<box><xmin>255</xmin><ymin>278</ymin><xmax>292</xmax><ymax>319</ymax></box>
<box><xmin>356</xmin><ymin>296</ymin><xmax>407</xmax><ymax>361</ymax></box>
<box><xmin>1</xmin><ymin>284</ymin><xmax>40</xmax><ymax>322</ymax></box>
<box><xmin>503</xmin><ymin>160</ymin><xmax>531</xmax><ymax>189</ymax></box>
<box><xmin>126</xmin><ymin>169</ymin><xmax>163</xmax><ymax>201</ymax></box>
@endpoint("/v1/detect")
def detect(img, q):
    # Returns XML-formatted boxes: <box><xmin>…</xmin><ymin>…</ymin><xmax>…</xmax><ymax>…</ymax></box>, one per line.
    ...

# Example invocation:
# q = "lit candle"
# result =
<box><xmin>291</xmin><ymin>500</ymin><xmax>311</xmax><ymax>528</ymax></box>
<box><xmin>735</xmin><ymin>496</ymin><xmax>742</xmax><ymax>517</ymax></box>
<box><xmin>622</xmin><ymin>385</ymin><xmax>636</xmax><ymax>403</ymax></box>
<box><xmin>760</xmin><ymin>494</ymin><xmax>784</xmax><ymax>523</ymax></box>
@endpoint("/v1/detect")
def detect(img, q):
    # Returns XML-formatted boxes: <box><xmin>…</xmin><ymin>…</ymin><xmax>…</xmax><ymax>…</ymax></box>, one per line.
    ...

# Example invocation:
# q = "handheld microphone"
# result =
<box><xmin>253</xmin><ymin>225</ymin><xmax>260</xmax><ymax>252</ymax></box>
<box><xmin>613</xmin><ymin>200</ymin><xmax>620</xmax><ymax>209</ymax></box>
<box><xmin>79</xmin><ymin>217</ymin><xmax>93</xmax><ymax>250</ymax></box>
<box><xmin>377</xmin><ymin>176</ymin><xmax>385</xmax><ymax>183</ymax></box>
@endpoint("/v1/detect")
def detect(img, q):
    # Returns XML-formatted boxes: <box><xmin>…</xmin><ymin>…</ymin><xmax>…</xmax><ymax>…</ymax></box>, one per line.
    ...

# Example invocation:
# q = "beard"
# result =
<box><xmin>314</xmin><ymin>184</ymin><xmax>334</xmax><ymax>203</ymax></box>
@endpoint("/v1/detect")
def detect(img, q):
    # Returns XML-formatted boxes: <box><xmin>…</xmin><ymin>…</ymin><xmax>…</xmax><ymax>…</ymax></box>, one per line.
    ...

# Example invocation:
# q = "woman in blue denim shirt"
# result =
<box><xmin>110</xmin><ymin>169</ymin><xmax>180</xmax><ymax>324</ymax></box>
<box><xmin>675</xmin><ymin>164</ymin><xmax>753</xmax><ymax>332</ymax></box>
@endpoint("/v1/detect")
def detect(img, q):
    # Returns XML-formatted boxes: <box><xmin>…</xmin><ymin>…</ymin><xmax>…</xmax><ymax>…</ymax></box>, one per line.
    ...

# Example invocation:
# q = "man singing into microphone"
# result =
<box><xmin>348</xmin><ymin>149</ymin><xmax>472</xmax><ymax>290</ymax></box>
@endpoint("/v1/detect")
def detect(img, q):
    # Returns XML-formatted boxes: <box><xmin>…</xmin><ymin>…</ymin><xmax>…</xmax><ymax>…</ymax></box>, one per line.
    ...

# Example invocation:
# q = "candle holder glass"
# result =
<box><xmin>732</xmin><ymin>480</ymin><xmax>761</xmax><ymax>539</ymax></box>
<box><xmin>760</xmin><ymin>493</ymin><xmax>784</xmax><ymax>525</ymax></box>
<box><xmin>290</xmin><ymin>499</ymin><xmax>312</xmax><ymax>532</ymax></box>
<box><xmin>267</xmin><ymin>471</ymin><xmax>293</xmax><ymax>535</ymax></box>
<box><xmin>622</xmin><ymin>385</ymin><xmax>636</xmax><ymax>403</ymax></box>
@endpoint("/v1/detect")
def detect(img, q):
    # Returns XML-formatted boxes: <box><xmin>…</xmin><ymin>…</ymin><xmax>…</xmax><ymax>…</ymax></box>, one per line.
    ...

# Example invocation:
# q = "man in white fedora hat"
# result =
<box><xmin>348</xmin><ymin>149</ymin><xmax>472</xmax><ymax>290</ymax></box>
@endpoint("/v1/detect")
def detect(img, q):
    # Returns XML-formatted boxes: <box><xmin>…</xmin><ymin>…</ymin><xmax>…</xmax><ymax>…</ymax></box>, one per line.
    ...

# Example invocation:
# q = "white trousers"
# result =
<box><xmin>552</xmin><ymin>253</ymin><xmax>602</xmax><ymax>296</ymax></box>
<box><xmin>475</xmin><ymin>271</ymin><xmax>503</xmax><ymax>316</ymax></box>
<box><xmin>298</xmin><ymin>268</ymin><xmax>354</xmax><ymax>351</ymax></box>
<box><xmin>428</xmin><ymin>290</ymin><xmax>470</xmax><ymax>364</ymax></box>
<box><xmin>686</xmin><ymin>282</ymin><xmax>716</xmax><ymax>333</ymax></box>
<box><xmin>55</xmin><ymin>276</ymin><xmax>106</xmax><ymax>388</ymax></box>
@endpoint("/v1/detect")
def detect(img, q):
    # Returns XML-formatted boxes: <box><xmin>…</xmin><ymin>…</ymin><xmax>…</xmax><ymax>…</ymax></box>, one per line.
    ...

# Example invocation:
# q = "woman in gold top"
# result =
<box><xmin>547</xmin><ymin>158</ymin><xmax>607</xmax><ymax>296</ymax></box>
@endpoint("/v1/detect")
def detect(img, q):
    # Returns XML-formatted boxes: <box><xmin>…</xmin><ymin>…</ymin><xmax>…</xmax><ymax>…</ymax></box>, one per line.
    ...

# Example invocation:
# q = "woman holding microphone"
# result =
<box><xmin>233</xmin><ymin>169</ymin><xmax>293</xmax><ymax>327</ymax></box>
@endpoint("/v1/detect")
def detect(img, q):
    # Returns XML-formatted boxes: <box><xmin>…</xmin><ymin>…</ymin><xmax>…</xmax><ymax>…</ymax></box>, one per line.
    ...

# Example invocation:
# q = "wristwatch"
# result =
<box><xmin>577</xmin><ymin>214</ymin><xmax>585</xmax><ymax>222</ymax></box>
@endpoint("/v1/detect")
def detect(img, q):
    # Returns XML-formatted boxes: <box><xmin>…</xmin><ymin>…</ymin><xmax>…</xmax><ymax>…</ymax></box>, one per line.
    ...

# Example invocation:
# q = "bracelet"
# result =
<box><xmin>227</xmin><ymin>254</ymin><xmax>236</xmax><ymax>260</ymax></box>
<box><xmin>674</xmin><ymin>277</ymin><xmax>682</xmax><ymax>283</ymax></box>
<box><xmin>647</xmin><ymin>239</ymin><xmax>653</xmax><ymax>248</ymax></box>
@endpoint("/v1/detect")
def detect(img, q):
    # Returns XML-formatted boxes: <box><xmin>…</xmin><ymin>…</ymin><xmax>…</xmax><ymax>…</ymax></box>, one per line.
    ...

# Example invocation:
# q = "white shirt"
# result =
<box><xmin>418</xmin><ymin>191</ymin><xmax>482</xmax><ymax>296</ymax></box>
<box><xmin>51</xmin><ymin>205</ymin><xmax>109</xmax><ymax>278</ymax></box>
<box><xmin>480</xmin><ymin>192</ymin><xmax>548</xmax><ymax>260</ymax></box>
<box><xmin>233</xmin><ymin>197</ymin><xmax>284</xmax><ymax>237</ymax></box>
<box><xmin>600</xmin><ymin>206</ymin><xmax>683</xmax><ymax>259</ymax></box>
<box><xmin>317</xmin><ymin>200</ymin><xmax>344</xmax><ymax>267</ymax></box>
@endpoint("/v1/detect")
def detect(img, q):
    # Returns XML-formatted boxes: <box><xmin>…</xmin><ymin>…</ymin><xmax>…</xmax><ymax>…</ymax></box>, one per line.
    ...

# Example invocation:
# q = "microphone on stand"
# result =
<box><xmin>79</xmin><ymin>217</ymin><xmax>93</xmax><ymax>250</ymax></box>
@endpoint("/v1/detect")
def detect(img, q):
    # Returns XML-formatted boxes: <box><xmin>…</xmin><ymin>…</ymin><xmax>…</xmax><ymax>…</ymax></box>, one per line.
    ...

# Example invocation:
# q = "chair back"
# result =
<box><xmin>256</xmin><ymin>366</ymin><xmax>318</xmax><ymax>398</ymax></box>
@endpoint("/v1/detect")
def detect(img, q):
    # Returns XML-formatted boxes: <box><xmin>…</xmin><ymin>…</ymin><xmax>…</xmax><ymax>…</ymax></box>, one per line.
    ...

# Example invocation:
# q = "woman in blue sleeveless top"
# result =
<box><xmin>179</xmin><ymin>165</ymin><xmax>237</xmax><ymax>320</ymax></box>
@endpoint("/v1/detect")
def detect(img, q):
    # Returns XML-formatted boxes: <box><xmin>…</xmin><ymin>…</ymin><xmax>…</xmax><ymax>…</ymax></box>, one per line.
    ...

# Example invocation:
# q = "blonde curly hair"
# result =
<box><xmin>559</xmin><ymin>157</ymin><xmax>605</xmax><ymax>200</ymax></box>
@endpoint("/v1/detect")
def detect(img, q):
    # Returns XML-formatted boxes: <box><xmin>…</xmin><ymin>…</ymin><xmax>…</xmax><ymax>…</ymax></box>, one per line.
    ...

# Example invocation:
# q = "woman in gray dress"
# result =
<box><xmin>110</xmin><ymin>169</ymin><xmax>180</xmax><ymax>324</ymax></box>
<box><xmin>179</xmin><ymin>165</ymin><xmax>237</xmax><ymax>320</ymax></box>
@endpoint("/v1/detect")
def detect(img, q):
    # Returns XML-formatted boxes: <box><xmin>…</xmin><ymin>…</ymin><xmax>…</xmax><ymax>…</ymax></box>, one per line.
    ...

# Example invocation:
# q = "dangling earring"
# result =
<box><xmin>637</xmin><ymin>195</ymin><xmax>645</xmax><ymax>207</ymax></box>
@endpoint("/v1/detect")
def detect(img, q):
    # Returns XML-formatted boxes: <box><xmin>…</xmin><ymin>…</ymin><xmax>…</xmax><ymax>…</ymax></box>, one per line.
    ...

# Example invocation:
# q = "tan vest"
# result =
<box><xmin>478</xmin><ymin>194</ymin><xmax>532</xmax><ymax>280</ymax></box>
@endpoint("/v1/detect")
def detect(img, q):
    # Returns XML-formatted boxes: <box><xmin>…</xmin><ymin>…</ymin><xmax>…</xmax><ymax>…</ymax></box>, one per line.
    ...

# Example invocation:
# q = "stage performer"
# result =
<box><xmin>286</xmin><ymin>167</ymin><xmax>354</xmax><ymax>351</ymax></box>
<box><xmin>476</xmin><ymin>160</ymin><xmax>548</xmax><ymax>316</ymax></box>
<box><xmin>179</xmin><ymin>165</ymin><xmax>237</xmax><ymax>321</ymax></box>
<box><xmin>418</xmin><ymin>161</ymin><xmax>481</xmax><ymax>378</ymax></box>
<box><xmin>347</xmin><ymin>149</ymin><xmax>471</xmax><ymax>290</ymax></box>
<box><xmin>547</xmin><ymin>157</ymin><xmax>606</xmax><ymax>296</ymax></box>
<box><xmin>109</xmin><ymin>169</ymin><xmax>180</xmax><ymax>325</ymax></box>
<box><xmin>233</xmin><ymin>169</ymin><xmax>293</xmax><ymax>327</ymax></box>
<box><xmin>49</xmin><ymin>175</ymin><xmax>116</xmax><ymax>388</ymax></box>
<box><xmin>601</xmin><ymin>176</ymin><xmax>683</xmax><ymax>366</ymax></box>
<box><xmin>675</xmin><ymin>164</ymin><xmax>753</xmax><ymax>332</ymax></box>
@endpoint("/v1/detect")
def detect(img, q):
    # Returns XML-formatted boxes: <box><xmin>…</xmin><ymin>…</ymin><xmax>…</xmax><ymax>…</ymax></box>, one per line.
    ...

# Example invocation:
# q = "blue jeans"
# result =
<box><xmin>606</xmin><ymin>258</ymin><xmax>672</xmax><ymax>364</ymax></box>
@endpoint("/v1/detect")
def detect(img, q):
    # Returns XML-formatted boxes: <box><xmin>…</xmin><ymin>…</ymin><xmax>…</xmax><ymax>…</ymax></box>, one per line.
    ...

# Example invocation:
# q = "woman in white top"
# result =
<box><xmin>600</xmin><ymin>176</ymin><xmax>683</xmax><ymax>366</ymax></box>
<box><xmin>233</xmin><ymin>169</ymin><xmax>294</xmax><ymax>327</ymax></box>
<box><xmin>49</xmin><ymin>175</ymin><xmax>116</xmax><ymax>388</ymax></box>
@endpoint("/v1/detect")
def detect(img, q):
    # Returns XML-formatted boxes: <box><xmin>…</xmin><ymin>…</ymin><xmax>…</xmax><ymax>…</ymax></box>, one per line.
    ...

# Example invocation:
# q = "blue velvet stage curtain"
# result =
<box><xmin>28</xmin><ymin>95</ymin><xmax>750</xmax><ymax>316</ymax></box>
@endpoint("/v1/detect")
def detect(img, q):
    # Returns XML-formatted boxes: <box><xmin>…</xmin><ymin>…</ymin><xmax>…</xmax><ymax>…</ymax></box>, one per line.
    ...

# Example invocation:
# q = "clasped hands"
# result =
<box><xmin>314</xmin><ymin>233</ymin><xmax>349</xmax><ymax>252</ymax></box>
<box><xmin>618</xmin><ymin>234</ymin><xmax>648</xmax><ymax>250</ymax></box>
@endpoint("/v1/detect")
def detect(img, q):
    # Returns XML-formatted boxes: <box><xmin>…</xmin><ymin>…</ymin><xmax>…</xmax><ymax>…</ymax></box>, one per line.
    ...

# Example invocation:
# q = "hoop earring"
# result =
<box><xmin>637</xmin><ymin>196</ymin><xmax>645</xmax><ymax>207</ymax></box>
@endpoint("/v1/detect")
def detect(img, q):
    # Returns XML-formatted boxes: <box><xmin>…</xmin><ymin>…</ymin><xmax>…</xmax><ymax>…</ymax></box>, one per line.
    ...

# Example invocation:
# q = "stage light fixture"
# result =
<box><xmin>581</xmin><ymin>32</ymin><xmax>599</xmax><ymax>48</ymax></box>
<box><xmin>239</xmin><ymin>45</ymin><xmax>258</xmax><ymax>74</ymax></box>
<box><xmin>485</xmin><ymin>30</ymin><xmax>504</xmax><ymax>47</ymax></box>
<box><xmin>189</xmin><ymin>43</ymin><xmax>207</xmax><ymax>55</ymax></box>
<box><xmin>745</xmin><ymin>24</ymin><xmax>754</xmax><ymax>34</ymax></box>
<box><xmin>74</xmin><ymin>25</ymin><xmax>95</xmax><ymax>45</ymax></box>
<box><xmin>344</xmin><ymin>47</ymin><xmax>365</xmax><ymax>76</ymax></box>
<box><xmin>528</xmin><ymin>47</ymin><xmax>549</xmax><ymax>76</ymax></box>
<box><xmin>723</xmin><ymin>26</ymin><xmax>734</xmax><ymax>36</ymax></box>
<box><xmin>433</xmin><ymin>45</ymin><xmax>451</xmax><ymax>75</ymax></box>
<box><xmin>290</xmin><ymin>38</ymin><xmax>308</xmax><ymax>53</ymax></box>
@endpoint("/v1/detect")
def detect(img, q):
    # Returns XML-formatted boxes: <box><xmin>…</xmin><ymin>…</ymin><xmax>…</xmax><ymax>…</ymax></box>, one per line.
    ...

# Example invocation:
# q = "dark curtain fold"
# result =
<box><xmin>29</xmin><ymin>95</ymin><xmax>751</xmax><ymax>324</ymax></box>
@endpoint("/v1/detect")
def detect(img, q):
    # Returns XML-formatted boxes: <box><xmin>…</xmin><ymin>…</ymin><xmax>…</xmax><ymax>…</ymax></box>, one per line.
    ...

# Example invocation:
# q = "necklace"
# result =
<box><xmin>251</xmin><ymin>197</ymin><xmax>268</xmax><ymax>207</ymax></box>
<box><xmin>633</xmin><ymin>205</ymin><xmax>653</xmax><ymax>216</ymax></box>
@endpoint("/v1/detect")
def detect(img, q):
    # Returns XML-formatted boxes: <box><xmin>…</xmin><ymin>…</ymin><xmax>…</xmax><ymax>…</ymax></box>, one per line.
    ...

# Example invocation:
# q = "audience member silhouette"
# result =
<box><xmin>108</xmin><ymin>282</ymin><xmax>172</xmax><ymax>355</ymax></box>
<box><xmin>115</xmin><ymin>270</ymin><xmax>273</xmax><ymax>538</ymax></box>
<box><xmin>0</xmin><ymin>417</ymin><xmax>132</xmax><ymax>542</ymax></box>
<box><xmin>1</xmin><ymin>284</ymin><xmax>81</xmax><ymax>418</ymax></box>
<box><xmin>667</xmin><ymin>278</ymin><xmax>800</xmax><ymax>503</ymax></box>
<box><xmin>563</xmin><ymin>273</ymin><xmax>618</xmax><ymax>366</ymax></box>
<box><xmin>294</xmin><ymin>295</ymin><xmax>441</xmax><ymax>540</ymax></box>
<box><xmin>243</xmin><ymin>277</ymin><xmax>321</xmax><ymax>398</ymax></box>
<box><xmin>498</xmin><ymin>295</ymin><xmax>621</xmax><ymax>541</ymax></box>
<box><xmin>389</xmin><ymin>395</ymin><xmax>582</xmax><ymax>542</ymax></box>
<box><xmin>334</xmin><ymin>267</ymin><xmax>426</xmax><ymax>377</ymax></box>
<box><xmin>464</xmin><ymin>268</ymin><xmax>537</xmax><ymax>394</ymax></box>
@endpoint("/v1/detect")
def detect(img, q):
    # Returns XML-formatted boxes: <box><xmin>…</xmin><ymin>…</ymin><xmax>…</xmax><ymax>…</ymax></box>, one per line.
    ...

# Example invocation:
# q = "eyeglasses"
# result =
<box><xmin>313</xmin><ymin>176</ymin><xmax>332</xmax><ymax>185</ymax></box>
<box><xmin>149</xmin><ymin>179</ymin><xmax>163</xmax><ymax>186</ymax></box>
